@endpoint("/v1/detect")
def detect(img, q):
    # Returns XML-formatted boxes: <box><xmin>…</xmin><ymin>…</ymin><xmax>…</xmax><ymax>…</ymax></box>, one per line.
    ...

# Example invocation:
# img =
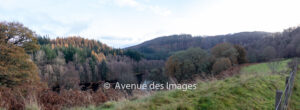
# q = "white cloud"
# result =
<box><xmin>114</xmin><ymin>0</ymin><xmax>140</xmax><ymax>7</ymax></box>
<box><xmin>1</xmin><ymin>0</ymin><xmax>300</xmax><ymax>48</ymax></box>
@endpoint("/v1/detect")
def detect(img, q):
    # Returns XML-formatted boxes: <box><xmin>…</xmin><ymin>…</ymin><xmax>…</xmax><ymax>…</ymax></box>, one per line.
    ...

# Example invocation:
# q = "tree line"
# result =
<box><xmin>129</xmin><ymin>28</ymin><xmax>300</xmax><ymax>63</ymax></box>
<box><xmin>165</xmin><ymin>43</ymin><xmax>247</xmax><ymax>82</ymax></box>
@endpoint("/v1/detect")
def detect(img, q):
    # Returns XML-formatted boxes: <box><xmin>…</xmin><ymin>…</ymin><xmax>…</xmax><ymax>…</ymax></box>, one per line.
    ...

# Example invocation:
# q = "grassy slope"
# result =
<box><xmin>289</xmin><ymin>67</ymin><xmax>300</xmax><ymax>109</ymax></box>
<box><xmin>74</xmin><ymin>60</ymin><xmax>292</xmax><ymax>110</ymax></box>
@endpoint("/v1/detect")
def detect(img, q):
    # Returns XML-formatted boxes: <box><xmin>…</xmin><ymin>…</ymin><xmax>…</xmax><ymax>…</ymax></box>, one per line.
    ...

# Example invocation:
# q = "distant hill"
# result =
<box><xmin>127</xmin><ymin>32</ymin><xmax>272</xmax><ymax>60</ymax></box>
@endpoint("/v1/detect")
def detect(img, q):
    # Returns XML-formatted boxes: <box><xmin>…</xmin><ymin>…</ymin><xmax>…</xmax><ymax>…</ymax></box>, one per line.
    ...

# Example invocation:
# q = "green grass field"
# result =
<box><xmin>289</xmin><ymin>67</ymin><xmax>300</xmax><ymax>109</ymax></box>
<box><xmin>71</xmin><ymin>59</ymin><xmax>297</xmax><ymax>110</ymax></box>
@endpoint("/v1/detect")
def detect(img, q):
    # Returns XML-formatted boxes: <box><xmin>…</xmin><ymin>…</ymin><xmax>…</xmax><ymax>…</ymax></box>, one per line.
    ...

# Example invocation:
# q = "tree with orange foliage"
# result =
<box><xmin>0</xmin><ymin>22</ymin><xmax>40</xmax><ymax>87</ymax></box>
<box><xmin>0</xmin><ymin>22</ymin><xmax>40</xmax><ymax>53</ymax></box>
<box><xmin>91</xmin><ymin>50</ymin><xmax>106</xmax><ymax>62</ymax></box>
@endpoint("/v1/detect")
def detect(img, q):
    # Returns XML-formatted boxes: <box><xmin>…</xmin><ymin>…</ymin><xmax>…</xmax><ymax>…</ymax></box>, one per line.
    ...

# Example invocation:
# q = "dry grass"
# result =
<box><xmin>0</xmin><ymin>82</ymin><xmax>127</xmax><ymax>110</ymax></box>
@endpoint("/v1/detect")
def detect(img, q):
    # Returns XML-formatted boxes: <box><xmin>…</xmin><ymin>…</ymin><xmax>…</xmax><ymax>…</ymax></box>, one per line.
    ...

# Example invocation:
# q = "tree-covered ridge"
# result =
<box><xmin>128</xmin><ymin>27</ymin><xmax>300</xmax><ymax>62</ymax></box>
<box><xmin>32</xmin><ymin>34</ymin><xmax>158</xmax><ymax>95</ymax></box>
<box><xmin>38</xmin><ymin>36</ymin><xmax>120</xmax><ymax>55</ymax></box>
<box><xmin>52</xmin><ymin>37</ymin><xmax>112</xmax><ymax>53</ymax></box>
<box><xmin>38</xmin><ymin>36</ymin><xmax>143</xmax><ymax>62</ymax></box>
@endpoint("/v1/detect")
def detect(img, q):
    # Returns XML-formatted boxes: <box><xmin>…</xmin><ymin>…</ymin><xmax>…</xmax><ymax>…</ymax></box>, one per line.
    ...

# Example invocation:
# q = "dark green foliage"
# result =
<box><xmin>76</xmin><ymin>48</ymin><xmax>92</xmax><ymax>63</ymax></box>
<box><xmin>61</xmin><ymin>46</ymin><xmax>77</xmax><ymax>63</ymax></box>
<box><xmin>37</xmin><ymin>36</ymin><xmax>51</xmax><ymax>45</ymax></box>
<box><xmin>99</xmin><ymin>60</ymin><xmax>108</xmax><ymax>81</ymax></box>
<box><xmin>124</xmin><ymin>49</ymin><xmax>143</xmax><ymax>61</ymax></box>
<box><xmin>41</xmin><ymin>45</ymin><xmax>57</xmax><ymax>61</ymax></box>
<box><xmin>129</xmin><ymin>34</ymin><xmax>196</xmax><ymax>60</ymax></box>
<box><xmin>89</xmin><ymin>57</ymin><xmax>98</xmax><ymax>82</ymax></box>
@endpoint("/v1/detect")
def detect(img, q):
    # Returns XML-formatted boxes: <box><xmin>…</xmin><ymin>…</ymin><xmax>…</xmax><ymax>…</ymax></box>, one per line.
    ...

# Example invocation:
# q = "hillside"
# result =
<box><xmin>127</xmin><ymin>32</ymin><xmax>270</xmax><ymax>60</ymax></box>
<box><xmin>1</xmin><ymin>22</ymin><xmax>300</xmax><ymax>110</ymax></box>
<box><xmin>2</xmin><ymin>0</ymin><xmax>300</xmax><ymax>109</ymax></box>
<box><xmin>128</xmin><ymin>27</ymin><xmax>300</xmax><ymax>62</ymax></box>
<box><xmin>74</xmin><ymin>59</ymin><xmax>298</xmax><ymax>110</ymax></box>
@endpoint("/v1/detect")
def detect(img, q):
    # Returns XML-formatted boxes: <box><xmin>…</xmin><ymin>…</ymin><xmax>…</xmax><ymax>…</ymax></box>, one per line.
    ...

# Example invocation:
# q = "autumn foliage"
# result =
<box><xmin>1</xmin><ymin>21</ymin><xmax>253</xmax><ymax>109</ymax></box>
<box><xmin>0</xmin><ymin>84</ymin><xmax>128</xmax><ymax>110</ymax></box>
<box><xmin>0</xmin><ymin>22</ymin><xmax>40</xmax><ymax>87</ymax></box>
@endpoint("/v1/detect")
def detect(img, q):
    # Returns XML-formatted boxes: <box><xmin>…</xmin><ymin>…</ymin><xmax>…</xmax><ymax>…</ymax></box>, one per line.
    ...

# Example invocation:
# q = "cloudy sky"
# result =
<box><xmin>1</xmin><ymin>0</ymin><xmax>300</xmax><ymax>48</ymax></box>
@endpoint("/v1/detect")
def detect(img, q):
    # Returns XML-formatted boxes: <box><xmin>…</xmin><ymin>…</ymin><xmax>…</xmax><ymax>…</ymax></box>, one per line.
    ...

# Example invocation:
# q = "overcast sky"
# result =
<box><xmin>1</xmin><ymin>0</ymin><xmax>300</xmax><ymax>48</ymax></box>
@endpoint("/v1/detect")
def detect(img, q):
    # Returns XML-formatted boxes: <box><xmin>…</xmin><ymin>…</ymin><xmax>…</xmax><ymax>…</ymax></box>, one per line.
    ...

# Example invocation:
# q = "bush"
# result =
<box><xmin>144</xmin><ymin>68</ymin><xmax>169</xmax><ymax>84</ymax></box>
<box><xmin>234</xmin><ymin>45</ymin><xmax>247</xmax><ymax>64</ymax></box>
<box><xmin>165</xmin><ymin>48</ymin><xmax>212</xmax><ymax>82</ymax></box>
<box><xmin>211</xmin><ymin>43</ymin><xmax>238</xmax><ymax>65</ymax></box>
<box><xmin>212</xmin><ymin>58</ymin><xmax>232</xmax><ymax>74</ymax></box>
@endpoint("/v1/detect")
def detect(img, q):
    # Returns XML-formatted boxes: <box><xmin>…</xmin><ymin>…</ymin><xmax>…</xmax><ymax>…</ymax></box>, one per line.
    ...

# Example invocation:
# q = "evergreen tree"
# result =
<box><xmin>99</xmin><ymin>60</ymin><xmax>108</xmax><ymax>81</ymax></box>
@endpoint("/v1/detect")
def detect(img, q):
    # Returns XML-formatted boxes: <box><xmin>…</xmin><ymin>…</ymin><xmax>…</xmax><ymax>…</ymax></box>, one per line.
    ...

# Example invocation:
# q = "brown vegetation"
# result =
<box><xmin>0</xmin><ymin>82</ymin><xmax>130</xmax><ymax>110</ymax></box>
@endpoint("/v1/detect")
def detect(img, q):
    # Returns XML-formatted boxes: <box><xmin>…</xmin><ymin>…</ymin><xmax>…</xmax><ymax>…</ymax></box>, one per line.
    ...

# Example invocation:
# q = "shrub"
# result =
<box><xmin>212</xmin><ymin>58</ymin><xmax>232</xmax><ymax>74</ymax></box>
<box><xmin>211</xmin><ymin>43</ymin><xmax>238</xmax><ymax>65</ymax></box>
<box><xmin>165</xmin><ymin>48</ymin><xmax>212</xmax><ymax>82</ymax></box>
<box><xmin>234</xmin><ymin>45</ymin><xmax>247</xmax><ymax>64</ymax></box>
<box><xmin>144</xmin><ymin>68</ymin><xmax>169</xmax><ymax>84</ymax></box>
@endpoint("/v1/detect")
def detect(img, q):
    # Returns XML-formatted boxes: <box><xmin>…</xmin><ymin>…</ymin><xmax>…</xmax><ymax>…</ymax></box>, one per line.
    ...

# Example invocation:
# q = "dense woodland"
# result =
<box><xmin>1</xmin><ymin>21</ymin><xmax>300</xmax><ymax>109</ymax></box>
<box><xmin>35</xmin><ymin>36</ymin><xmax>165</xmax><ymax>90</ymax></box>
<box><xmin>0</xmin><ymin>22</ymin><xmax>165</xmax><ymax>110</ymax></box>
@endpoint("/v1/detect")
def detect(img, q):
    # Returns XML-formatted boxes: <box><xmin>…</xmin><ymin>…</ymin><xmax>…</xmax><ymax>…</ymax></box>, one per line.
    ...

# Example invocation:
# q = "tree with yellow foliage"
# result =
<box><xmin>91</xmin><ymin>50</ymin><xmax>106</xmax><ymax>62</ymax></box>
<box><xmin>0</xmin><ymin>22</ymin><xmax>40</xmax><ymax>87</ymax></box>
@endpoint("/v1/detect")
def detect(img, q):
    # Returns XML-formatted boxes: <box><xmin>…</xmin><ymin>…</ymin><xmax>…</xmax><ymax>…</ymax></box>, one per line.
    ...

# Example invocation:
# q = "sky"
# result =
<box><xmin>1</xmin><ymin>0</ymin><xmax>300</xmax><ymax>48</ymax></box>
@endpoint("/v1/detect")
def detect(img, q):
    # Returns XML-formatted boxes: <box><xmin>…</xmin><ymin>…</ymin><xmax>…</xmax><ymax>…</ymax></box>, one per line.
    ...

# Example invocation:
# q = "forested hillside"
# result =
<box><xmin>1</xmin><ymin>21</ymin><xmax>300</xmax><ymax>110</ymax></box>
<box><xmin>35</xmin><ymin>36</ymin><xmax>168</xmax><ymax>91</ymax></box>
<box><xmin>128</xmin><ymin>27</ymin><xmax>300</xmax><ymax>62</ymax></box>
<box><xmin>0</xmin><ymin>22</ymin><xmax>165</xmax><ymax>110</ymax></box>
